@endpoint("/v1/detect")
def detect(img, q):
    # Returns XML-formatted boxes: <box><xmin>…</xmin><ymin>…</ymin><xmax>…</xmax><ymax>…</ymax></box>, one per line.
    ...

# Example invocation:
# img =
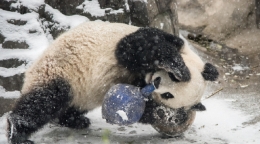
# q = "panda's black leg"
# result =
<box><xmin>57</xmin><ymin>106</ymin><xmax>90</xmax><ymax>129</ymax></box>
<box><xmin>7</xmin><ymin>78</ymin><xmax>71</xmax><ymax>144</ymax></box>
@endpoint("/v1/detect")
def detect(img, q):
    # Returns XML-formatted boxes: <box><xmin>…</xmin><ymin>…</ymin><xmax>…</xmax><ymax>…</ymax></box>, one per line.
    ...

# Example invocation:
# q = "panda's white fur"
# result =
<box><xmin>148</xmin><ymin>40</ymin><xmax>207</xmax><ymax>109</ymax></box>
<box><xmin>22</xmin><ymin>22</ymin><xmax>139</xmax><ymax>111</ymax></box>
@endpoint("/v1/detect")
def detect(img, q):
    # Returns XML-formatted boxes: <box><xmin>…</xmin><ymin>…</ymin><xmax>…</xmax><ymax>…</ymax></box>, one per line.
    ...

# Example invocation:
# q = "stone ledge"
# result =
<box><xmin>0</xmin><ymin>59</ymin><xmax>27</xmax><ymax>68</ymax></box>
<box><xmin>0</xmin><ymin>97</ymin><xmax>16</xmax><ymax>116</ymax></box>
<box><xmin>7</xmin><ymin>19</ymin><xmax>27</xmax><ymax>26</ymax></box>
<box><xmin>2</xmin><ymin>40</ymin><xmax>29</xmax><ymax>49</ymax></box>
<box><xmin>0</xmin><ymin>73</ymin><xmax>24</xmax><ymax>91</ymax></box>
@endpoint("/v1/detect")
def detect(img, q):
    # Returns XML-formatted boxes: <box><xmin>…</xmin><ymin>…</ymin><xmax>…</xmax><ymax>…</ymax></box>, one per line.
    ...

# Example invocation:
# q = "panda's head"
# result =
<box><xmin>146</xmin><ymin>38</ymin><xmax>219</xmax><ymax>109</ymax></box>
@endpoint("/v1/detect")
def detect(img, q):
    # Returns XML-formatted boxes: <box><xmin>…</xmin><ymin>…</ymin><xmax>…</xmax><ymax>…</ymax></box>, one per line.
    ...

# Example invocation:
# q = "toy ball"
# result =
<box><xmin>102</xmin><ymin>83</ymin><xmax>156</xmax><ymax>125</ymax></box>
<box><xmin>151</xmin><ymin>104</ymin><xmax>196</xmax><ymax>137</ymax></box>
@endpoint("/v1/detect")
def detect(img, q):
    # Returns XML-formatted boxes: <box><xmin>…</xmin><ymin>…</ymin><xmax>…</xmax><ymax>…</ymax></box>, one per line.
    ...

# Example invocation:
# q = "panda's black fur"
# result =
<box><xmin>116</xmin><ymin>27</ymin><xmax>190</xmax><ymax>81</ymax></box>
<box><xmin>7</xmin><ymin>22</ymin><xmax>218</xmax><ymax>144</ymax></box>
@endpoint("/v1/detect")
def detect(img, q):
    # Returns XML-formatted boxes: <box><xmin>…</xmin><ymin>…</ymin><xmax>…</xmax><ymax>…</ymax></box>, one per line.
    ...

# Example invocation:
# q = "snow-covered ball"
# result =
<box><xmin>151</xmin><ymin>105</ymin><xmax>196</xmax><ymax>137</ymax></box>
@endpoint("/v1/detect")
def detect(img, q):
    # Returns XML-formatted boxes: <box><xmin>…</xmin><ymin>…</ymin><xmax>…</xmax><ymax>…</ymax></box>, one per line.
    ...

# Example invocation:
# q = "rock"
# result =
<box><xmin>38</xmin><ymin>4</ymin><xmax>70</xmax><ymax>39</ymax></box>
<box><xmin>178</xmin><ymin>0</ymin><xmax>258</xmax><ymax>55</ymax></box>
<box><xmin>51</xmin><ymin>25</ymin><xmax>70</xmax><ymax>39</ymax></box>
<box><xmin>76</xmin><ymin>0</ymin><xmax>130</xmax><ymax>24</ymax></box>
<box><xmin>187</xmin><ymin>33</ymin><xmax>195</xmax><ymax>40</ymax></box>
<box><xmin>16</xmin><ymin>4</ymin><xmax>30</xmax><ymax>14</ymax></box>
<box><xmin>0</xmin><ymin>0</ymin><xmax>31</xmax><ymax>14</ymax></box>
<box><xmin>129</xmin><ymin>130</ymin><xmax>137</xmax><ymax>134</ymax></box>
<box><xmin>7</xmin><ymin>19</ymin><xmax>27</xmax><ymax>26</ymax></box>
<box><xmin>128</xmin><ymin>0</ymin><xmax>150</xmax><ymax>26</ymax></box>
<box><xmin>0</xmin><ymin>59</ymin><xmax>27</xmax><ymax>68</ymax></box>
<box><xmin>29</xmin><ymin>29</ymin><xmax>38</xmax><ymax>34</ymax></box>
<box><xmin>150</xmin><ymin>13</ymin><xmax>176</xmax><ymax>35</ymax></box>
<box><xmin>0</xmin><ymin>73</ymin><xmax>24</xmax><ymax>91</ymax></box>
<box><xmin>105</xmin><ymin>11</ymin><xmax>129</xmax><ymax>23</ymax></box>
<box><xmin>98</xmin><ymin>0</ymin><xmax>125</xmax><ymax>9</ymax></box>
<box><xmin>45</xmin><ymin>0</ymin><xmax>85</xmax><ymax>15</ymax></box>
<box><xmin>2</xmin><ymin>40</ymin><xmax>29</xmax><ymax>49</ymax></box>
<box><xmin>0</xmin><ymin>33</ymin><xmax>5</xmax><ymax>43</ymax></box>
<box><xmin>0</xmin><ymin>98</ymin><xmax>16</xmax><ymax>116</ymax></box>
<box><xmin>0</xmin><ymin>0</ymin><xmax>16</xmax><ymax>11</ymax></box>
<box><xmin>129</xmin><ymin>0</ymin><xmax>179</xmax><ymax>35</ymax></box>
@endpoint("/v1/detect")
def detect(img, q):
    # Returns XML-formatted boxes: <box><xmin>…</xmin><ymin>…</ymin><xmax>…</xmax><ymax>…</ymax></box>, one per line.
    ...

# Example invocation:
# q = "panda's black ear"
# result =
<box><xmin>191</xmin><ymin>102</ymin><xmax>206</xmax><ymax>111</ymax></box>
<box><xmin>162</xmin><ymin>32</ymin><xmax>184</xmax><ymax>51</ymax></box>
<box><xmin>168</xmin><ymin>72</ymin><xmax>180</xmax><ymax>82</ymax></box>
<box><xmin>202</xmin><ymin>63</ymin><xmax>219</xmax><ymax>81</ymax></box>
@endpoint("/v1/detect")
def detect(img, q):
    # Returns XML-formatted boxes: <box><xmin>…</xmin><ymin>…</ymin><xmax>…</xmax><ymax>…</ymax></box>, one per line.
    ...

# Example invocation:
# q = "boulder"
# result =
<box><xmin>178</xmin><ymin>0</ymin><xmax>258</xmax><ymax>55</ymax></box>
<box><xmin>129</xmin><ymin>0</ymin><xmax>179</xmax><ymax>35</ymax></box>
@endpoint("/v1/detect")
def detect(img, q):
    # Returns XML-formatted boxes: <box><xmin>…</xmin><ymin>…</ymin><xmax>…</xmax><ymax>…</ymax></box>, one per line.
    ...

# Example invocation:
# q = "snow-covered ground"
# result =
<box><xmin>0</xmin><ymin>97</ymin><xmax>259</xmax><ymax>144</ymax></box>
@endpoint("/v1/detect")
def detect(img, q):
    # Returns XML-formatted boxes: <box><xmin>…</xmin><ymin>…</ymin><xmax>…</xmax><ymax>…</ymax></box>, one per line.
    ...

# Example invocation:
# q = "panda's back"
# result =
<box><xmin>22</xmin><ymin>22</ymin><xmax>139</xmax><ymax>110</ymax></box>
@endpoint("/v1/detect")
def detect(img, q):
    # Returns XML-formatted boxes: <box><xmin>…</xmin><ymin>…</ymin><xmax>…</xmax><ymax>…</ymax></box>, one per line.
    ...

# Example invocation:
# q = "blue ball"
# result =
<box><xmin>102</xmin><ymin>84</ymin><xmax>155</xmax><ymax>125</ymax></box>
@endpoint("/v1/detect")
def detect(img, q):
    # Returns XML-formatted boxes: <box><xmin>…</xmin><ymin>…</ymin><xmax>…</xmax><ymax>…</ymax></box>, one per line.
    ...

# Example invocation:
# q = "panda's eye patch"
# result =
<box><xmin>161</xmin><ymin>92</ymin><xmax>174</xmax><ymax>99</ymax></box>
<box><xmin>168</xmin><ymin>72</ymin><xmax>180</xmax><ymax>82</ymax></box>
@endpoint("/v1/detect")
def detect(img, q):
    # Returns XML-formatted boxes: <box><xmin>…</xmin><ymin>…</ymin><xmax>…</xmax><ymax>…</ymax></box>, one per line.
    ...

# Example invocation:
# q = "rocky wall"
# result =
<box><xmin>178</xmin><ymin>0</ymin><xmax>260</xmax><ymax>55</ymax></box>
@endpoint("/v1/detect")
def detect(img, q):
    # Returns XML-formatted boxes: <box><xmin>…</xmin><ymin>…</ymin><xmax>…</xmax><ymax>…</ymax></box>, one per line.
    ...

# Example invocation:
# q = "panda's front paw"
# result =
<box><xmin>73</xmin><ymin>116</ymin><xmax>91</xmax><ymax>129</ymax></box>
<box><xmin>59</xmin><ymin>116</ymin><xmax>91</xmax><ymax>129</ymax></box>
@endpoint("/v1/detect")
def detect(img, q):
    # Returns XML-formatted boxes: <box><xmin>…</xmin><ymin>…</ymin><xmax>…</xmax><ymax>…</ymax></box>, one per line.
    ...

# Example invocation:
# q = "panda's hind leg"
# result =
<box><xmin>57</xmin><ymin>106</ymin><xmax>91</xmax><ymax>129</ymax></box>
<box><xmin>7</xmin><ymin>78</ymin><xmax>71</xmax><ymax>144</ymax></box>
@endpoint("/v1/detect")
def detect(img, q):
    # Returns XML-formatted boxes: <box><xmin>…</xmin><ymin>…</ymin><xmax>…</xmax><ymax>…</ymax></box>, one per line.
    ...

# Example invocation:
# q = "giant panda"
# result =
<box><xmin>7</xmin><ymin>22</ymin><xmax>218</xmax><ymax>144</ymax></box>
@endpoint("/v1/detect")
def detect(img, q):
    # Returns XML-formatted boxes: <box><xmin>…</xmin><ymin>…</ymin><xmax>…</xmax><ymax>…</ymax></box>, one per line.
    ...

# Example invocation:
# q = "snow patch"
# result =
<box><xmin>77</xmin><ymin>0</ymin><xmax>106</xmax><ymax>17</ymax></box>
<box><xmin>188</xmin><ymin>99</ymin><xmax>260</xmax><ymax>144</ymax></box>
<box><xmin>160</xmin><ymin>23</ymin><xmax>164</xmax><ymax>29</ymax></box>
<box><xmin>125</xmin><ymin>0</ymin><xmax>130</xmax><ymax>12</ymax></box>
<box><xmin>232</xmin><ymin>64</ymin><xmax>249</xmax><ymax>71</ymax></box>
<box><xmin>77</xmin><ymin>0</ymin><xmax>124</xmax><ymax>17</ymax></box>
<box><xmin>0</xmin><ymin>64</ymin><xmax>27</xmax><ymax>77</ymax></box>
<box><xmin>0</xmin><ymin>86</ymin><xmax>21</xmax><ymax>99</ymax></box>
<box><xmin>116</xmin><ymin>110</ymin><xmax>128</xmax><ymax>121</ymax></box>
